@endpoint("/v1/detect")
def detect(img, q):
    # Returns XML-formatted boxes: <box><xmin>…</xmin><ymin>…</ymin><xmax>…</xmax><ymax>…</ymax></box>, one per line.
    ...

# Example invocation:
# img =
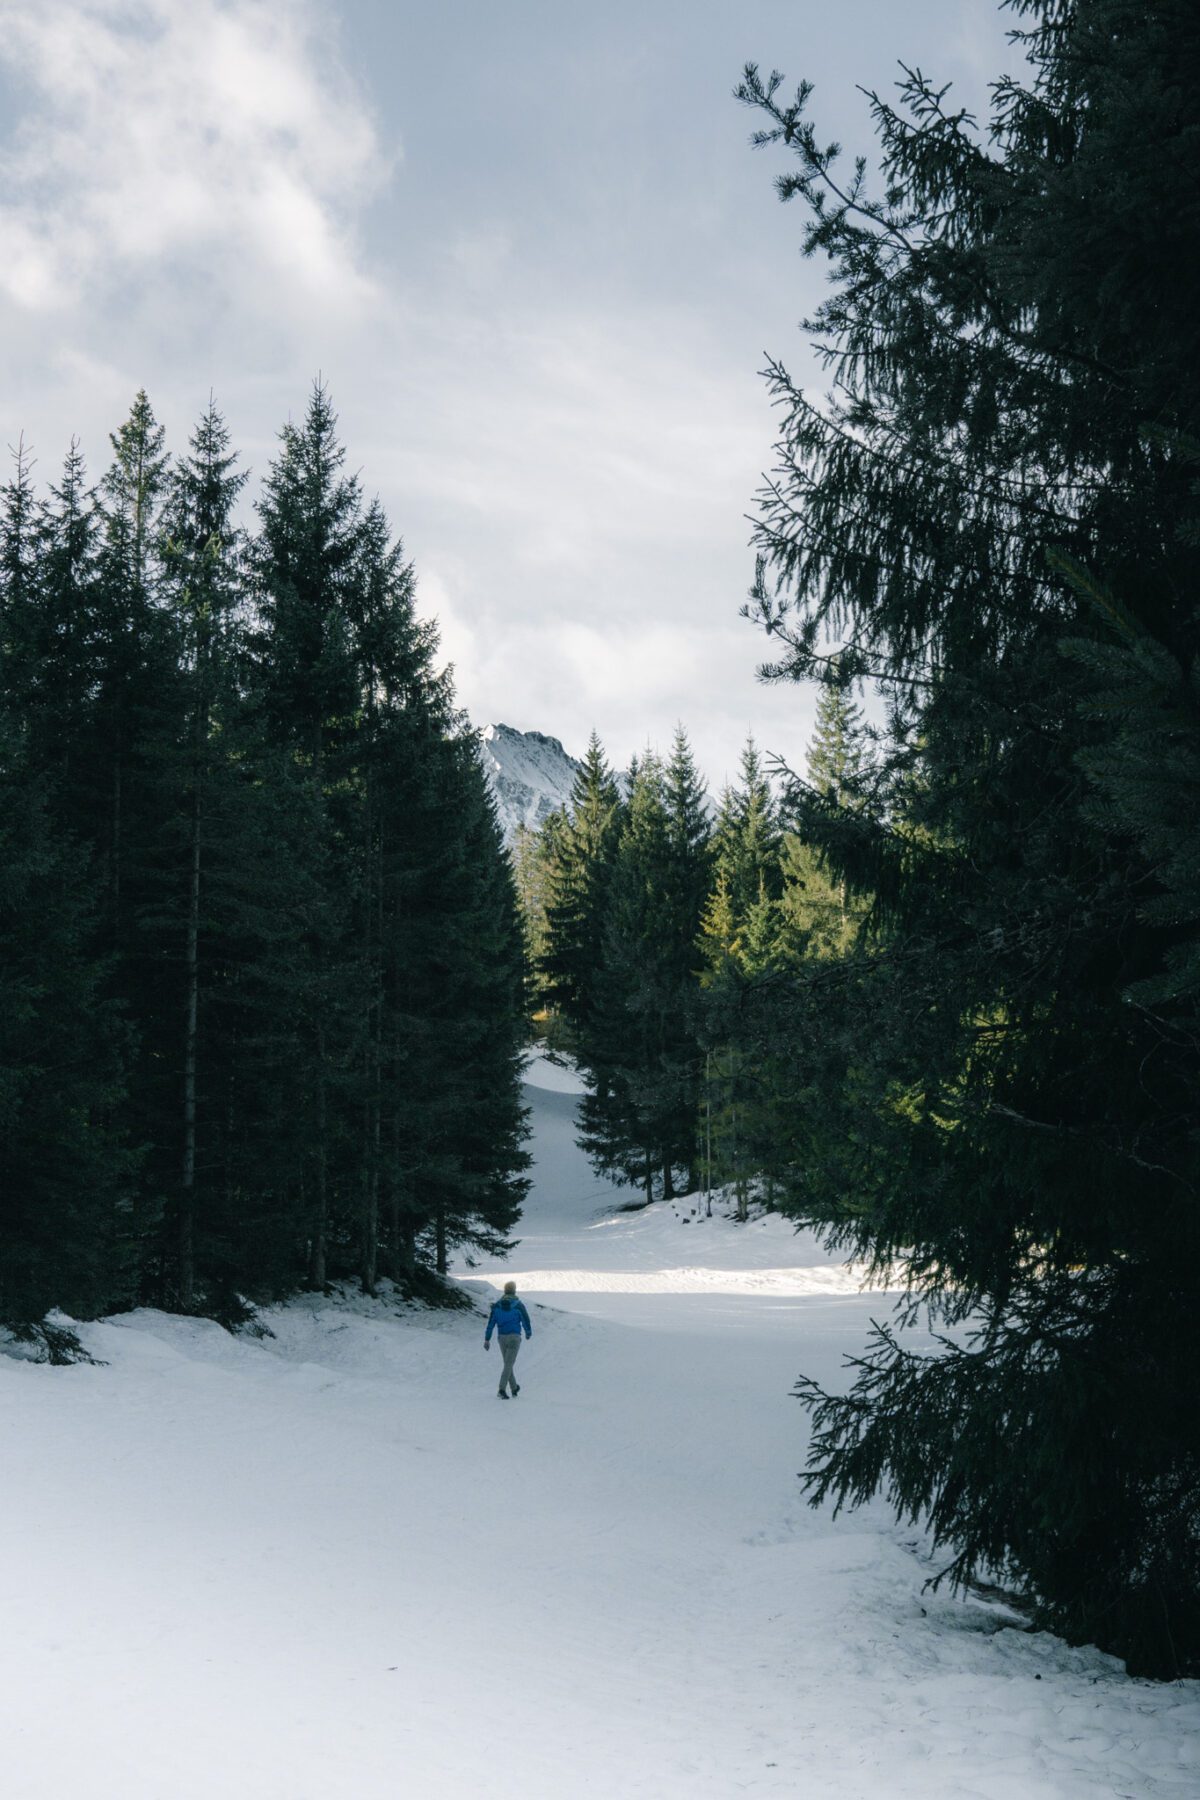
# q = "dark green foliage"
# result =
<box><xmin>0</xmin><ymin>716</ymin><xmax>136</xmax><ymax>1327</ymax></box>
<box><xmin>576</xmin><ymin>750</ymin><xmax>677</xmax><ymax>1197</ymax></box>
<box><xmin>735</xmin><ymin>0</ymin><xmax>1200</xmax><ymax>1675</ymax></box>
<box><xmin>21</xmin><ymin>442</ymin><xmax>104</xmax><ymax>803</ymax></box>
<box><xmin>0</xmin><ymin>384</ymin><xmax>528</xmax><ymax>1332</ymax></box>
<box><xmin>564</xmin><ymin>732</ymin><xmax>711</xmax><ymax>1201</ymax></box>
<box><xmin>529</xmin><ymin>714</ymin><xmax>859</xmax><ymax>1214</ymax></box>
<box><xmin>806</xmin><ymin>686</ymin><xmax>872</xmax><ymax>811</ymax></box>
<box><xmin>697</xmin><ymin>713</ymin><xmax>875</xmax><ymax>1216</ymax></box>
<box><xmin>510</xmin><ymin>811</ymin><xmax>565</xmax><ymax>1017</ymax></box>
<box><xmin>711</xmin><ymin>737</ymin><xmax>782</xmax><ymax>925</ymax></box>
<box><xmin>540</xmin><ymin>732</ymin><xmax>624</xmax><ymax>1037</ymax></box>
<box><xmin>376</xmin><ymin>722</ymin><xmax>530</xmax><ymax>1279</ymax></box>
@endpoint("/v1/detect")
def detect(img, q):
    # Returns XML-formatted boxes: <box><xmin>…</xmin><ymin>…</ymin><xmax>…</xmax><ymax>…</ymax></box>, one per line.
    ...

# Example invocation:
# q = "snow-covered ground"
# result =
<box><xmin>2</xmin><ymin>1055</ymin><xmax>1197</xmax><ymax>1798</ymax></box>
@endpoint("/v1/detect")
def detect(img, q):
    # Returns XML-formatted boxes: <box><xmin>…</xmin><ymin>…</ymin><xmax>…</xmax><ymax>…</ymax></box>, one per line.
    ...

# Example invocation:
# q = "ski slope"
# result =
<box><xmin>1</xmin><ymin>1055</ymin><xmax>1196</xmax><ymax>1799</ymax></box>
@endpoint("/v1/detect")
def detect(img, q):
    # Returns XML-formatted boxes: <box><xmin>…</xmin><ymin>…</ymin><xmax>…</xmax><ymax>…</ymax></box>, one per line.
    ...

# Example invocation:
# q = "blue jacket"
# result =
<box><xmin>486</xmin><ymin>1295</ymin><xmax>532</xmax><ymax>1342</ymax></box>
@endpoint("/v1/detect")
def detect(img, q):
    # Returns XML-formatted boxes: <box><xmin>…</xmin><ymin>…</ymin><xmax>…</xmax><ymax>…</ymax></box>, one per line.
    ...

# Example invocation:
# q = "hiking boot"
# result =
<box><xmin>511</xmin><ymin>1383</ymin><xmax>520</xmax><ymax>1396</ymax></box>
<box><xmin>498</xmin><ymin>1389</ymin><xmax>508</xmax><ymax>1399</ymax></box>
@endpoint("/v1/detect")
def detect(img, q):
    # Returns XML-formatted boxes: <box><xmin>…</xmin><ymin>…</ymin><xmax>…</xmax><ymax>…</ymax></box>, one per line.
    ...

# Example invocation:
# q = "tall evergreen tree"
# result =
<box><xmin>250</xmin><ymin>386</ymin><xmax>530</xmax><ymax>1297</ymax></box>
<box><xmin>0</xmin><ymin>436</ymin><xmax>38</xmax><ymax>666</ymax></box>
<box><xmin>736</xmin><ymin>0</ymin><xmax>1200</xmax><ymax>1674</ymax></box>
<box><xmin>155</xmin><ymin>399</ymin><xmax>249</xmax><ymax>1307</ymax></box>
<box><xmin>45</xmin><ymin>393</ymin><xmax>183</xmax><ymax>1290</ymax></box>
<box><xmin>510</xmin><ymin>811</ymin><xmax>565</xmax><ymax>1020</ymax></box>
<box><xmin>805</xmin><ymin>685</ymin><xmax>870</xmax><ymax>809</ymax></box>
<box><xmin>419</xmin><ymin>734</ymin><xmax>530</xmax><ymax>1275</ymax></box>
<box><xmin>711</xmin><ymin>736</ymin><xmax>782</xmax><ymax>923</ymax></box>
<box><xmin>95</xmin><ymin>390</ymin><xmax>176</xmax><ymax>941</ymax></box>
<box><xmin>776</xmin><ymin>684</ymin><xmax>878</xmax><ymax>957</ymax></box>
<box><xmin>577</xmin><ymin>751</ymin><xmax>675</xmax><ymax>1197</ymax></box>
<box><xmin>541</xmin><ymin>731</ymin><xmax>623</xmax><ymax>1040</ymax></box>
<box><xmin>253</xmin><ymin>382</ymin><xmax>364</xmax><ymax>1289</ymax></box>
<box><xmin>29</xmin><ymin>443</ymin><xmax>103</xmax><ymax>801</ymax></box>
<box><xmin>698</xmin><ymin>717</ymin><xmax>867</xmax><ymax>1217</ymax></box>
<box><xmin>577</xmin><ymin>732</ymin><xmax>711</xmax><ymax>1201</ymax></box>
<box><xmin>659</xmin><ymin>727</ymin><xmax>713</xmax><ymax>1186</ymax></box>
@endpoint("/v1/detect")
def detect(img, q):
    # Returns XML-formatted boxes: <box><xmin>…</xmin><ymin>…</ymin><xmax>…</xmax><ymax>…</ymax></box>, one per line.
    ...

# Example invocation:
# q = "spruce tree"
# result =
<box><xmin>510</xmin><ymin>813</ymin><xmax>564</xmax><ymax>1019</ymax></box>
<box><xmin>659</xmin><ymin>727</ymin><xmax>713</xmax><ymax>1188</ymax></box>
<box><xmin>95</xmin><ymin>391</ymin><xmax>175</xmax><ymax>936</ymax></box>
<box><xmin>737</xmin><ymin>0</ymin><xmax>1200</xmax><ymax>1674</ymax></box>
<box><xmin>252</xmin><ymin>393</ymin><xmax>529</xmax><ymax>1295</ymax></box>
<box><xmin>806</xmin><ymin>686</ymin><xmax>870</xmax><ymax>809</ymax></box>
<box><xmin>541</xmin><ymin>731</ymin><xmax>623</xmax><ymax>1041</ymax></box>
<box><xmin>577</xmin><ymin>752</ymin><xmax>674</xmax><ymax>1198</ymax></box>
<box><xmin>578</xmin><ymin>733</ymin><xmax>711</xmax><ymax>1201</ymax></box>
<box><xmin>421</xmin><ymin>734</ymin><xmax>530</xmax><ymax>1274</ymax></box>
<box><xmin>156</xmin><ymin>400</ymin><xmax>249</xmax><ymax>1307</ymax></box>
<box><xmin>776</xmin><ymin>686</ymin><xmax>877</xmax><ymax>958</ymax></box>
<box><xmin>700</xmin><ymin>739</ymin><xmax>813</xmax><ymax>1219</ymax></box>
<box><xmin>30</xmin><ymin>443</ymin><xmax>103</xmax><ymax>802</ymax></box>
<box><xmin>0</xmin><ymin>436</ymin><xmax>39</xmax><ymax>675</ymax></box>
<box><xmin>253</xmin><ymin>382</ymin><xmax>363</xmax><ymax>1288</ymax></box>
<box><xmin>712</xmin><ymin>736</ymin><xmax>781</xmax><ymax>922</ymax></box>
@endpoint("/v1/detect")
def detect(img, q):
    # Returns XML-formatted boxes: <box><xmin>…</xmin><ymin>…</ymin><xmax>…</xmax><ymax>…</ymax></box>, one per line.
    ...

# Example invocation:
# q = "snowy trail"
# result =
<box><xmin>2</xmin><ymin>1059</ymin><xmax>1197</xmax><ymax>1798</ymax></box>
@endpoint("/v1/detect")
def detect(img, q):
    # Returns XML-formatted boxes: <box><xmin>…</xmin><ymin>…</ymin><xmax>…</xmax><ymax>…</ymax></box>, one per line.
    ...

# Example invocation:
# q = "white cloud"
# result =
<box><xmin>0</xmin><ymin>0</ymin><xmax>384</xmax><ymax>324</ymax></box>
<box><xmin>0</xmin><ymin>0</ymin><xmax>822</xmax><ymax>790</ymax></box>
<box><xmin>352</xmin><ymin>288</ymin><xmax>814</xmax><ymax>785</ymax></box>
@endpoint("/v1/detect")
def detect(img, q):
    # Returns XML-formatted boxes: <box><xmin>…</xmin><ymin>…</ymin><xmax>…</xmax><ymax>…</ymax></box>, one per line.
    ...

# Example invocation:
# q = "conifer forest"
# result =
<box><xmin>1</xmin><ymin>385</ymin><xmax>529</xmax><ymax>1331</ymax></box>
<box><xmin>2</xmin><ymin>1</ymin><xmax>1199</xmax><ymax>1779</ymax></box>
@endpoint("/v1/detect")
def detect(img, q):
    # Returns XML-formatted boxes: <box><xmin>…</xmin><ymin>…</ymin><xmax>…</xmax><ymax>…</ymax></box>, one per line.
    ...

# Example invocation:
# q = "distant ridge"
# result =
<box><xmin>480</xmin><ymin>723</ymin><xmax>581</xmax><ymax>841</ymax></box>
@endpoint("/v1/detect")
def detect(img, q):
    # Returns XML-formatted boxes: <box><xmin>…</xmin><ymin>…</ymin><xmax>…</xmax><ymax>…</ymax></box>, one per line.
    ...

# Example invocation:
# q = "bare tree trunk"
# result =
<box><xmin>179</xmin><ymin>773</ymin><xmax>201</xmax><ymax>1310</ymax></box>
<box><xmin>312</xmin><ymin>1024</ymin><xmax>328</xmax><ymax>1290</ymax></box>
<box><xmin>704</xmin><ymin>1052</ymin><xmax>713</xmax><ymax>1217</ymax></box>
<box><xmin>366</xmin><ymin>1062</ymin><xmax>380</xmax><ymax>1290</ymax></box>
<box><xmin>387</xmin><ymin>1175</ymin><xmax>402</xmax><ymax>1280</ymax></box>
<box><xmin>400</xmin><ymin>1212</ymin><xmax>416</xmax><ymax>1281</ymax></box>
<box><xmin>387</xmin><ymin>1020</ymin><xmax>407</xmax><ymax>1279</ymax></box>
<box><xmin>361</xmin><ymin>1164</ymin><xmax>379</xmax><ymax>1295</ymax></box>
<box><xmin>732</xmin><ymin>1082</ymin><xmax>748</xmax><ymax>1222</ymax></box>
<box><xmin>360</xmin><ymin>752</ymin><xmax>380</xmax><ymax>1296</ymax></box>
<box><xmin>361</xmin><ymin>1051</ymin><xmax>379</xmax><ymax>1295</ymax></box>
<box><xmin>111</xmin><ymin>750</ymin><xmax>122</xmax><ymax>933</ymax></box>
<box><xmin>311</xmin><ymin>729</ymin><xmax>329</xmax><ymax>1292</ymax></box>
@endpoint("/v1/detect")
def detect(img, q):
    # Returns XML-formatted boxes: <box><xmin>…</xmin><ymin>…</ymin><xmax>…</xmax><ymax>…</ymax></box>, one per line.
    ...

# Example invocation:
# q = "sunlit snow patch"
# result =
<box><xmin>472</xmin><ymin>1262</ymin><xmax>892</xmax><ymax>1295</ymax></box>
<box><xmin>521</xmin><ymin>1049</ymin><xmax>587</xmax><ymax>1094</ymax></box>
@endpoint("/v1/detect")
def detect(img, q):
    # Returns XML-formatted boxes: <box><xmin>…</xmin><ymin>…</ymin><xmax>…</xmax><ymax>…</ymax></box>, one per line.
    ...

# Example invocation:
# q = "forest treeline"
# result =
<box><xmin>518</xmin><ymin>0</ymin><xmax>1200</xmax><ymax>1681</ymax></box>
<box><xmin>0</xmin><ymin>385</ymin><xmax>528</xmax><ymax>1343</ymax></box>
<box><xmin>513</xmin><ymin>698</ymin><xmax>870</xmax><ymax>1215</ymax></box>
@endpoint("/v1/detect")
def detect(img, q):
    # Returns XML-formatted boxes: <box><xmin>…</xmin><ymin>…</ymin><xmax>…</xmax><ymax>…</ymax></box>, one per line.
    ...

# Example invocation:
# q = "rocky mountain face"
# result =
<box><xmin>480</xmin><ymin>723</ymin><xmax>580</xmax><ymax>841</ymax></box>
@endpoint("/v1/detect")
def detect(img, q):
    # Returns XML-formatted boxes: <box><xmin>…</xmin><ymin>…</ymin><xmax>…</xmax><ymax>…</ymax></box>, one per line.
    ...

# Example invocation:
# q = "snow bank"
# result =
<box><xmin>3</xmin><ymin>1289</ymin><xmax>1196</xmax><ymax>1800</ymax></box>
<box><xmin>521</xmin><ymin>1047</ymin><xmax>587</xmax><ymax>1094</ymax></box>
<box><xmin>2</xmin><ymin>1071</ymin><xmax>1196</xmax><ymax>1798</ymax></box>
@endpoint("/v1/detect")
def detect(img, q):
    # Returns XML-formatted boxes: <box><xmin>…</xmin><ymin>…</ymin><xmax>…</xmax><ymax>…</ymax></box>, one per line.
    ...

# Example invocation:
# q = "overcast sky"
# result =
<box><xmin>0</xmin><ymin>0</ymin><xmax>1018</xmax><ymax>789</ymax></box>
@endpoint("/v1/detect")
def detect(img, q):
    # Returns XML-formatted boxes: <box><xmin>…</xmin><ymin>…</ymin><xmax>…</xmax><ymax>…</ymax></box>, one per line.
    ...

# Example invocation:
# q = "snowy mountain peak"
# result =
<box><xmin>480</xmin><ymin>723</ymin><xmax>581</xmax><ymax>841</ymax></box>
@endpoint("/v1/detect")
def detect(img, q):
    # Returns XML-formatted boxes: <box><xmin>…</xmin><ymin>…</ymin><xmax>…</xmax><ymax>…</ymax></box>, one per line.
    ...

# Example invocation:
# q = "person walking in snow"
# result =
<box><xmin>485</xmin><ymin>1280</ymin><xmax>532</xmax><ymax>1398</ymax></box>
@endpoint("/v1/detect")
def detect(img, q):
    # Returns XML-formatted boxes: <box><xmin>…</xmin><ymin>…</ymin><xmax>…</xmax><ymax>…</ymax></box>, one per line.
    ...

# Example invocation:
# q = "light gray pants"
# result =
<box><xmin>497</xmin><ymin>1334</ymin><xmax>522</xmax><ymax>1393</ymax></box>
